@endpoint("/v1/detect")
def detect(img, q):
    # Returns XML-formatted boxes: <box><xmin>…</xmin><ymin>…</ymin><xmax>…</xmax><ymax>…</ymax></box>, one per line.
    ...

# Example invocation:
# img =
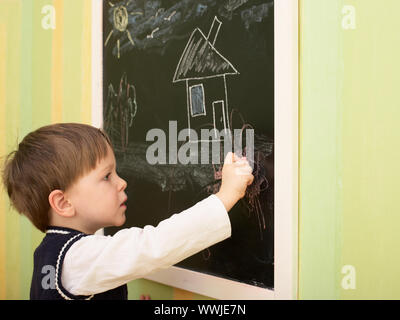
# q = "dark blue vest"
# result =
<box><xmin>30</xmin><ymin>226</ymin><xmax>127</xmax><ymax>300</ymax></box>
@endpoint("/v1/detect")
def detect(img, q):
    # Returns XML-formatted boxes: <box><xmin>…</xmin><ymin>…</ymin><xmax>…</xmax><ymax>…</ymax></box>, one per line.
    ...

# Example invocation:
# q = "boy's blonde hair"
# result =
<box><xmin>1</xmin><ymin>123</ymin><xmax>113</xmax><ymax>232</ymax></box>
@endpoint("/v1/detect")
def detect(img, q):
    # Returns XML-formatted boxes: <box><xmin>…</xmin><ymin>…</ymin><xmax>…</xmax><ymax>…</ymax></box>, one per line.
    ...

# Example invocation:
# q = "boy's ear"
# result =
<box><xmin>48</xmin><ymin>190</ymin><xmax>75</xmax><ymax>218</ymax></box>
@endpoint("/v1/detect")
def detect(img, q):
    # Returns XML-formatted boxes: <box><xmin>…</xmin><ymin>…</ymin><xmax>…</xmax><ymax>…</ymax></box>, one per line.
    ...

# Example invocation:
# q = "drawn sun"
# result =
<box><xmin>104</xmin><ymin>0</ymin><xmax>142</xmax><ymax>59</ymax></box>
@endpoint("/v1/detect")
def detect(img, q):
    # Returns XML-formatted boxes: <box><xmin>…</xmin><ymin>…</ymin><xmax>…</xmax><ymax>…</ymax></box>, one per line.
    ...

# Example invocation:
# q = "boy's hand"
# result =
<box><xmin>216</xmin><ymin>152</ymin><xmax>254</xmax><ymax>212</ymax></box>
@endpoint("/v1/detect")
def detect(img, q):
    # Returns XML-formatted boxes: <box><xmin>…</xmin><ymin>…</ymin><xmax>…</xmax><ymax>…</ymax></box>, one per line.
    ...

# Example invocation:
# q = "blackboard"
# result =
<box><xmin>103</xmin><ymin>0</ymin><xmax>274</xmax><ymax>290</ymax></box>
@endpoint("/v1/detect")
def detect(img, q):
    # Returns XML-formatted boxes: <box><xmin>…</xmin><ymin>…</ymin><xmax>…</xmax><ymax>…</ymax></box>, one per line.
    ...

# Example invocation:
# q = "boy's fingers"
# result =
<box><xmin>234</xmin><ymin>165</ymin><xmax>253</xmax><ymax>176</ymax></box>
<box><xmin>234</xmin><ymin>157</ymin><xmax>248</xmax><ymax>163</ymax></box>
<box><xmin>232</xmin><ymin>153</ymin><xmax>242</xmax><ymax>162</ymax></box>
<box><xmin>234</xmin><ymin>161</ymin><xmax>252</xmax><ymax>171</ymax></box>
<box><xmin>225</xmin><ymin>152</ymin><xmax>249</xmax><ymax>165</ymax></box>
<box><xmin>235</xmin><ymin>162</ymin><xmax>250</xmax><ymax>168</ymax></box>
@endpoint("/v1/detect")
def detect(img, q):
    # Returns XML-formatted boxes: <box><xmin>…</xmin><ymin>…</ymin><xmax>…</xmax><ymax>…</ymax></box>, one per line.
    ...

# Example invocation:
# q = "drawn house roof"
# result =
<box><xmin>173</xmin><ymin>17</ymin><xmax>239</xmax><ymax>83</ymax></box>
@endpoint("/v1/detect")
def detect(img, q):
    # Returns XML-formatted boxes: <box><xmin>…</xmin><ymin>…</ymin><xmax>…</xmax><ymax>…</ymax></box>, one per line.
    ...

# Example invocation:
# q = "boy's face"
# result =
<box><xmin>65</xmin><ymin>145</ymin><xmax>128</xmax><ymax>233</ymax></box>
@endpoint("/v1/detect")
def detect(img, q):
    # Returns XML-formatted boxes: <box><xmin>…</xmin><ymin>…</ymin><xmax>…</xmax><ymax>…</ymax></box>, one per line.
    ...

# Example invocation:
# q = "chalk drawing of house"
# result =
<box><xmin>173</xmin><ymin>16</ymin><xmax>239</xmax><ymax>142</ymax></box>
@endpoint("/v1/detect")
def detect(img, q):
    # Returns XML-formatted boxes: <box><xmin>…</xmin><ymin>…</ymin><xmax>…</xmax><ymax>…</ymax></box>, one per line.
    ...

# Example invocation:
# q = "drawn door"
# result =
<box><xmin>212</xmin><ymin>100</ymin><xmax>226</xmax><ymax>132</ymax></box>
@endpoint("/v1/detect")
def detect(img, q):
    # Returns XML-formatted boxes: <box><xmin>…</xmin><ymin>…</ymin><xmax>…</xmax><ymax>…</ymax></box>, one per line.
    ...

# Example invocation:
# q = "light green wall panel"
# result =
<box><xmin>300</xmin><ymin>0</ymin><xmax>400</xmax><ymax>299</ymax></box>
<box><xmin>299</xmin><ymin>0</ymin><xmax>344</xmax><ymax>299</ymax></box>
<box><xmin>341</xmin><ymin>0</ymin><xmax>400</xmax><ymax>299</ymax></box>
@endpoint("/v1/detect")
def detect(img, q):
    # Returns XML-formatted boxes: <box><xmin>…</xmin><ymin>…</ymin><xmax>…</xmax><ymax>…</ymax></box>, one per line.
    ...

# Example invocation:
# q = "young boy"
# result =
<box><xmin>1</xmin><ymin>123</ymin><xmax>254</xmax><ymax>300</ymax></box>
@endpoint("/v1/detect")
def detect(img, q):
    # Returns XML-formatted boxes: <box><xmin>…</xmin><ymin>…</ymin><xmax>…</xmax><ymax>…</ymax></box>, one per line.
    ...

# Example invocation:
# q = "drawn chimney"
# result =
<box><xmin>207</xmin><ymin>16</ymin><xmax>222</xmax><ymax>46</ymax></box>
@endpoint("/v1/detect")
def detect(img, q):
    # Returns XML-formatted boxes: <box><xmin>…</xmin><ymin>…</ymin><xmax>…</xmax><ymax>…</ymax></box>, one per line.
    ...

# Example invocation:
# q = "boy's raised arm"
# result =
<box><xmin>61</xmin><ymin>194</ymin><xmax>230</xmax><ymax>295</ymax></box>
<box><xmin>61</xmin><ymin>152</ymin><xmax>253</xmax><ymax>296</ymax></box>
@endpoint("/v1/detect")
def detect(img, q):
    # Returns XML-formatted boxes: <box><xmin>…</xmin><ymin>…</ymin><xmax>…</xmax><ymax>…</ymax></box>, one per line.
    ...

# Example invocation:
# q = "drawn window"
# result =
<box><xmin>189</xmin><ymin>84</ymin><xmax>206</xmax><ymax>116</ymax></box>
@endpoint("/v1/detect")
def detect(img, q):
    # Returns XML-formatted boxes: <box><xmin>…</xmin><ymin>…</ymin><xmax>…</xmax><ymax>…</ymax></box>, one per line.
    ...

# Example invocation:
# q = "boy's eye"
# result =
<box><xmin>104</xmin><ymin>173</ymin><xmax>111</xmax><ymax>181</ymax></box>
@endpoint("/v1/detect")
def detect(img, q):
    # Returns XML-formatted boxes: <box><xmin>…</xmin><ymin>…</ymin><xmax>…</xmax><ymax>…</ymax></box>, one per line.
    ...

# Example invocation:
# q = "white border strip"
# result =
<box><xmin>46</xmin><ymin>229</ymin><xmax>70</xmax><ymax>235</ymax></box>
<box><xmin>147</xmin><ymin>267</ymin><xmax>274</xmax><ymax>300</ymax></box>
<box><xmin>274</xmin><ymin>0</ymin><xmax>298</xmax><ymax>300</ymax></box>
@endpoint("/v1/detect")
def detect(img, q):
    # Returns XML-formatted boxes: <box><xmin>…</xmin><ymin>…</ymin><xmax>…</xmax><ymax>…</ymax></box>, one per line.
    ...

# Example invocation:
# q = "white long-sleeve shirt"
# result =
<box><xmin>61</xmin><ymin>194</ymin><xmax>231</xmax><ymax>296</ymax></box>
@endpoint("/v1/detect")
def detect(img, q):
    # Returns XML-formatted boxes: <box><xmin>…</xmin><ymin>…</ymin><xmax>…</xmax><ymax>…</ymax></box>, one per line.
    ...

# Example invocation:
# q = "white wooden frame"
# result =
<box><xmin>91</xmin><ymin>0</ymin><xmax>298</xmax><ymax>300</ymax></box>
